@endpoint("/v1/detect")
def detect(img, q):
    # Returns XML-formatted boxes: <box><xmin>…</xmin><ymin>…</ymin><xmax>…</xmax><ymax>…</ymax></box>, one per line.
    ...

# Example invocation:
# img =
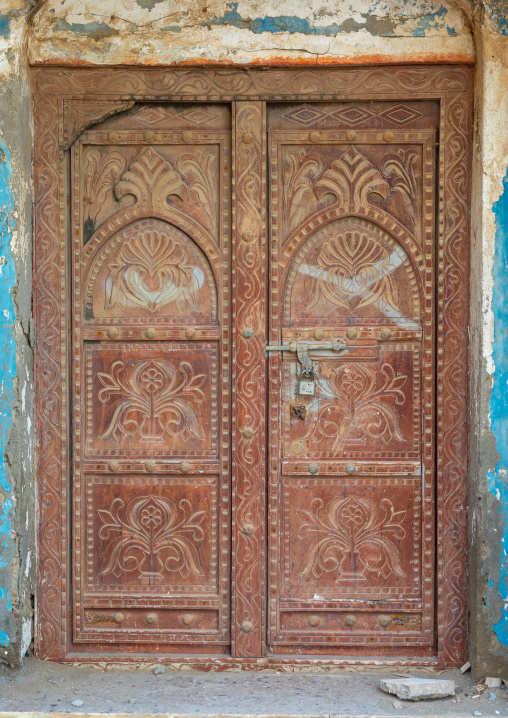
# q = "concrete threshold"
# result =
<box><xmin>0</xmin><ymin>660</ymin><xmax>505</xmax><ymax>717</ymax></box>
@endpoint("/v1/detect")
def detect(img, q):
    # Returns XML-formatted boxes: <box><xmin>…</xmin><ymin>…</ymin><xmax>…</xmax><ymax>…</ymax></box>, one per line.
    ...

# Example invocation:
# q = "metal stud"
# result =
<box><xmin>309</xmin><ymin>131</ymin><xmax>320</xmax><ymax>143</ymax></box>
<box><xmin>242</xmin><ymin>328</ymin><xmax>253</xmax><ymax>338</ymax></box>
<box><xmin>143</xmin><ymin>131</ymin><xmax>155</xmax><ymax>142</ymax></box>
<box><xmin>381</xmin><ymin>328</ymin><xmax>391</xmax><ymax>340</ymax></box>
<box><xmin>113</xmin><ymin>612</ymin><xmax>125</xmax><ymax>624</ymax></box>
<box><xmin>313</xmin><ymin>329</ymin><xmax>325</xmax><ymax>340</ymax></box>
<box><xmin>309</xmin><ymin>463</ymin><xmax>319</xmax><ymax>475</ymax></box>
<box><xmin>145</xmin><ymin>327</ymin><xmax>156</xmax><ymax>339</ymax></box>
<box><xmin>185</xmin><ymin>328</ymin><xmax>196</xmax><ymax>339</ymax></box>
<box><xmin>346</xmin><ymin>464</ymin><xmax>356</xmax><ymax>475</ymax></box>
<box><xmin>146</xmin><ymin>613</ymin><xmax>158</xmax><ymax>625</ymax></box>
<box><xmin>242</xmin><ymin>427</ymin><xmax>254</xmax><ymax>439</ymax></box>
<box><xmin>108</xmin><ymin>461</ymin><xmax>120</xmax><ymax>473</ymax></box>
<box><xmin>145</xmin><ymin>460</ymin><xmax>156</xmax><ymax>473</ymax></box>
<box><xmin>345</xmin><ymin>614</ymin><xmax>356</xmax><ymax>627</ymax></box>
<box><xmin>242</xmin><ymin>524</ymin><xmax>255</xmax><ymax>536</ymax></box>
<box><xmin>242</xmin><ymin>132</ymin><xmax>254</xmax><ymax>144</ymax></box>
<box><xmin>181</xmin><ymin>614</ymin><xmax>195</xmax><ymax>626</ymax></box>
<box><xmin>379</xmin><ymin>615</ymin><xmax>391</xmax><ymax>628</ymax></box>
<box><xmin>383</xmin><ymin>131</ymin><xmax>394</xmax><ymax>142</ymax></box>
<box><xmin>346</xmin><ymin>130</ymin><xmax>356</xmax><ymax>141</ymax></box>
<box><xmin>240</xmin><ymin>620</ymin><xmax>254</xmax><ymax>633</ymax></box>
<box><xmin>308</xmin><ymin>615</ymin><xmax>320</xmax><ymax>627</ymax></box>
<box><xmin>180</xmin><ymin>462</ymin><xmax>191</xmax><ymax>474</ymax></box>
<box><xmin>346</xmin><ymin>328</ymin><xmax>357</xmax><ymax>340</ymax></box>
<box><xmin>107</xmin><ymin>327</ymin><xmax>119</xmax><ymax>339</ymax></box>
<box><xmin>242</xmin><ymin>229</ymin><xmax>255</xmax><ymax>242</ymax></box>
<box><xmin>182</xmin><ymin>131</ymin><xmax>192</xmax><ymax>143</ymax></box>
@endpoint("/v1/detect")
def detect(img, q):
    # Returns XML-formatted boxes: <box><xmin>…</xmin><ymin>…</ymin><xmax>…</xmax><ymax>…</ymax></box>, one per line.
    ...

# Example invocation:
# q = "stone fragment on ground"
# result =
<box><xmin>380</xmin><ymin>677</ymin><xmax>455</xmax><ymax>701</ymax></box>
<box><xmin>71</xmin><ymin>699</ymin><xmax>84</xmax><ymax>707</ymax></box>
<box><xmin>485</xmin><ymin>677</ymin><xmax>502</xmax><ymax>688</ymax></box>
<box><xmin>153</xmin><ymin>665</ymin><xmax>166</xmax><ymax>675</ymax></box>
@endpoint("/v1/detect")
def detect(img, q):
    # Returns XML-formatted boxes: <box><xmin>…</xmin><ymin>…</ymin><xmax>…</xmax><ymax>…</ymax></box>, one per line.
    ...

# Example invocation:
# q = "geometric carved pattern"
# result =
<box><xmin>282</xmin><ymin>103</ymin><xmax>423</xmax><ymax>127</ymax></box>
<box><xmin>33</xmin><ymin>66</ymin><xmax>472</xmax><ymax>666</ymax></box>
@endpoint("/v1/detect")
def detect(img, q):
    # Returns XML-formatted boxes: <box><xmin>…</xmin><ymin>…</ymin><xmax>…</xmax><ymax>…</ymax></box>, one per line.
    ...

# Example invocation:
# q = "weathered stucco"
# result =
<box><xmin>0</xmin><ymin>0</ymin><xmax>35</xmax><ymax>668</ymax></box>
<box><xmin>28</xmin><ymin>0</ymin><xmax>475</xmax><ymax>66</ymax></box>
<box><xmin>1</xmin><ymin>0</ymin><xmax>508</xmax><ymax>674</ymax></box>
<box><xmin>468</xmin><ymin>4</ymin><xmax>508</xmax><ymax>679</ymax></box>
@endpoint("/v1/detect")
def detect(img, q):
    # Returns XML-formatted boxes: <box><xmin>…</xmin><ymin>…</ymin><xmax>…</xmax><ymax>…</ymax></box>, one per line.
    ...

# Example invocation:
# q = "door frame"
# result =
<box><xmin>32</xmin><ymin>64</ymin><xmax>472</xmax><ymax>667</ymax></box>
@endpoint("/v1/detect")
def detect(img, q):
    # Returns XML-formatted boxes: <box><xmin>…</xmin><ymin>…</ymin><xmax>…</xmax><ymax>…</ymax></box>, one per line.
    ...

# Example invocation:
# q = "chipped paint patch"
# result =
<box><xmin>53</xmin><ymin>18</ymin><xmax>120</xmax><ymax>40</ymax></box>
<box><xmin>0</xmin><ymin>14</ymin><xmax>11</xmax><ymax>39</ymax></box>
<box><xmin>487</xmin><ymin>168</ymin><xmax>508</xmax><ymax>646</ymax></box>
<box><xmin>0</xmin><ymin>135</ymin><xmax>16</xmax><ymax>654</ymax></box>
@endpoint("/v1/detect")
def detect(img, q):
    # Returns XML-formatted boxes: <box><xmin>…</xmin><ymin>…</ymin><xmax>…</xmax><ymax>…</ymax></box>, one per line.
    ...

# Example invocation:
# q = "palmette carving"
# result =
<box><xmin>283</xmin><ymin>152</ymin><xmax>326</xmax><ymax>234</ymax></box>
<box><xmin>314</xmin><ymin>146</ymin><xmax>390</xmax><ymax>207</ymax></box>
<box><xmin>83</xmin><ymin>149</ymin><xmax>126</xmax><ymax>242</ymax></box>
<box><xmin>297</xmin><ymin>496</ymin><xmax>406</xmax><ymax>580</ymax></box>
<box><xmin>105</xmin><ymin>231</ymin><xmax>203</xmax><ymax>314</ymax></box>
<box><xmin>301</xmin><ymin>230</ymin><xmax>402</xmax><ymax>315</ymax></box>
<box><xmin>98</xmin><ymin>495</ymin><xmax>205</xmax><ymax>578</ymax></box>
<box><xmin>97</xmin><ymin>359</ymin><xmax>205</xmax><ymax>443</ymax></box>
<box><xmin>301</xmin><ymin>362</ymin><xmax>407</xmax><ymax>450</ymax></box>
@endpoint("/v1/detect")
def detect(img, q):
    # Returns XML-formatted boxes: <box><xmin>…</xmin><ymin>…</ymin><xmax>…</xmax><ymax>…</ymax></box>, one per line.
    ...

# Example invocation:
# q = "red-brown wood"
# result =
<box><xmin>32</xmin><ymin>66</ymin><xmax>472</xmax><ymax>665</ymax></box>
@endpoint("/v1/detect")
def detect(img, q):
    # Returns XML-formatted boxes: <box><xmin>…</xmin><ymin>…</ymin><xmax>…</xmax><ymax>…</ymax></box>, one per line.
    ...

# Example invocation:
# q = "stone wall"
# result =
<box><xmin>0</xmin><ymin>0</ymin><xmax>507</xmax><ymax>675</ymax></box>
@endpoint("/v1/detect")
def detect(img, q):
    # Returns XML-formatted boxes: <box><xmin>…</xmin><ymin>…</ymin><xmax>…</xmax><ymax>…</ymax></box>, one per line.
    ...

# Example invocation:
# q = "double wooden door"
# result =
<box><xmin>69</xmin><ymin>97</ymin><xmax>439</xmax><ymax>659</ymax></box>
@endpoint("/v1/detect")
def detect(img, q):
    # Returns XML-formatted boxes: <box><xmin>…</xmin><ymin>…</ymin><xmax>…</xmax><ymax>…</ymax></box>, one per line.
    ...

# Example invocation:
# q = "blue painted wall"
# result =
<box><xmin>0</xmin><ymin>137</ymin><xmax>16</xmax><ymax>650</ymax></box>
<box><xmin>488</xmin><ymin>168</ymin><xmax>508</xmax><ymax>647</ymax></box>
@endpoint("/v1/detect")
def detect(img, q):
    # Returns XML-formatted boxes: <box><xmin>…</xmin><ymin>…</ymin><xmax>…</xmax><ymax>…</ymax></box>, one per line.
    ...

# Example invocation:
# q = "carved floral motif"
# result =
<box><xmin>297</xmin><ymin>495</ymin><xmax>407</xmax><ymax>580</ymax></box>
<box><xmin>105</xmin><ymin>230</ymin><xmax>203</xmax><ymax>314</ymax></box>
<box><xmin>98</xmin><ymin>495</ymin><xmax>205</xmax><ymax>578</ymax></box>
<box><xmin>314</xmin><ymin>146</ymin><xmax>390</xmax><ymax>207</ymax></box>
<box><xmin>83</xmin><ymin>149</ymin><xmax>127</xmax><ymax>243</ymax></box>
<box><xmin>301</xmin><ymin>230</ymin><xmax>403</xmax><ymax>316</ymax></box>
<box><xmin>97</xmin><ymin>359</ymin><xmax>206</xmax><ymax>443</ymax></box>
<box><xmin>301</xmin><ymin>362</ymin><xmax>407</xmax><ymax>449</ymax></box>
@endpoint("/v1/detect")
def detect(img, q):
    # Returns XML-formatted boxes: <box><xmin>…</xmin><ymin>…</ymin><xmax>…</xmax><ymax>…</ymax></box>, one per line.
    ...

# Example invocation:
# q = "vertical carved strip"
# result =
<box><xmin>231</xmin><ymin>102</ymin><xmax>266</xmax><ymax>657</ymax></box>
<box><xmin>33</xmin><ymin>85</ymin><xmax>65</xmax><ymax>659</ymax></box>
<box><xmin>439</xmin><ymin>92</ymin><xmax>472</xmax><ymax>665</ymax></box>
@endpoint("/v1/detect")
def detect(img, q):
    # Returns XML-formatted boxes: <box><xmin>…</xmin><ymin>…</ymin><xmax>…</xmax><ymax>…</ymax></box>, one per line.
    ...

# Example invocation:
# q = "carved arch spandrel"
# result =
<box><xmin>82</xmin><ymin>144</ymin><xmax>220</xmax><ymax>246</ymax></box>
<box><xmin>84</xmin><ymin>218</ymin><xmax>218</xmax><ymax>325</ymax></box>
<box><xmin>62</xmin><ymin>99</ymin><xmax>135</xmax><ymax>149</ymax></box>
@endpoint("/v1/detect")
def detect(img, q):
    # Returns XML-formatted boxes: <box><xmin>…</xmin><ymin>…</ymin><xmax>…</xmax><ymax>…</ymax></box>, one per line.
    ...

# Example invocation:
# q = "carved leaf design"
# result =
<box><xmin>283</xmin><ymin>151</ymin><xmax>325</xmax><ymax>233</ymax></box>
<box><xmin>297</xmin><ymin>495</ymin><xmax>407</xmax><ymax>580</ymax></box>
<box><xmin>115</xmin><ymin>147</ymin><xmax>188</xmax><ymax>208</ymax></box>
<box><xmin>177</xmin><ymin>149</ymin><xmax>217</xmax><ymax>228</ymax></box>
<box><xmin>83</xmin><ymin>148</ymin><xmax>126</xmax><ymax>242</ymax></box>
<box><xmin>98</xmin><ymin>495</ymin><xmax>205</xmax><ymax>578</ymax></box>
<box><xmin>301</xmin><ymin>361</ymin><xmax>407</xmax><ymax>450</ymax></box>
<box><xmin>380</xmin><ymin>149</ymin><xmax>420</xmax><ymax>227</ymax></box>
<box><xmin>97</xmin><ymin>359</ymin><xmax>206</xmax><ymax>443</ymax></box>
<box><xmin>315</xmin><ymin>146</ymin><xmax>390</xmax><ymax>207</ymax></box>
<box><xmin>105</xmin><ymin>228</ymin><xmax>204</xmax><ymax>315</ymax></box>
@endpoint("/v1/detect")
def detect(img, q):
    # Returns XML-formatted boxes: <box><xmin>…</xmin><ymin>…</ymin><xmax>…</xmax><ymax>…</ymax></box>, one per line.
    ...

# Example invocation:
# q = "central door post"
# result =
<box><xmin>231</xmin><ymin>102</ymin><xmax>268</xmax><ymax>658</ymax></box>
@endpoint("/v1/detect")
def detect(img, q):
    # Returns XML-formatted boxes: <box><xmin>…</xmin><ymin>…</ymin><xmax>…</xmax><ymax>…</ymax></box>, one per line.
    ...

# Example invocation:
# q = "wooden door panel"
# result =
<box><xmin>85</xmin><ymin>342</ymin><xmax>218</xmax><ymax>457</ymax></box>
<box><xmin>268</xmin><ymin>102</ymin><xmax>436</xmax><ymax>653</ymax></box>
<box><xmin>71</xmin><ymin>104</ymin><xmax>231</xmax><ymax>649</ymax></box>
<box><xmin>282</xmin><ymin>345</ymin><xmax>421</xmax><ymax>463</ymax></box>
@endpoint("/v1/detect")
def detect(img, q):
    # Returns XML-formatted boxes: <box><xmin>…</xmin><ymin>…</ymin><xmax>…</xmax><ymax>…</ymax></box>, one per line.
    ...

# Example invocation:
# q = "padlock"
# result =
<box><xmin>298</xmin><ymin>379</ymin><xmax>316</xmax><ymax>396</ymax></box>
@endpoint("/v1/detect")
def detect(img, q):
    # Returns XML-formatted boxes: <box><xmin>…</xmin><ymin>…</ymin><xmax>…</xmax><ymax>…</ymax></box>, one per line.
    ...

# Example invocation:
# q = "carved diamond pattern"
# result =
<box><xmin>133</xmin><ymin>107</ymin><xmax>171</xmax><ymax>126</ymax></box>
<box><xmin>283</xmin><ymin>106</ymin><xmax>329</xmax><ymax>126</ymax></box>
<box><xmin>328</xmin><ymin>106</ymin><xmax>375</xmax><ymax>125</ymax></box>
<box><xmin>378</xmin><ymin>105</ymin><xmax>423</xmax><ymax>125</ymax></box>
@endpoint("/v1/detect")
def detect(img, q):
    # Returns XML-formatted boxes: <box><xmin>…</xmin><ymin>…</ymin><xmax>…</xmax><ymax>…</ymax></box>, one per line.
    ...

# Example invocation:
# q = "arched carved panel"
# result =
<box><xmin>85</xmin><ymin>218</ymin><xmax>217</xmax><ymax>325</ymax></box>
<box><xmin>285</xmin><ymin>217</ymin><xmax>421</xmax><ymax>328</ymax></box>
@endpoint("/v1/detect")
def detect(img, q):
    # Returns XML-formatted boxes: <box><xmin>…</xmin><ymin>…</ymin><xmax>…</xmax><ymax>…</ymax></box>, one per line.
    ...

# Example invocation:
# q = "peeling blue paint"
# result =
<box><xmin>0</xmin><ymin>136</ymin><xmax>16</xmax><ymax>652</ymax></box>
<box><xmin>54</xmin><ymin>19</ymin><xmax>120</xmax><ymax>39</ymax></box>
<box><xmin>446</xmin><ymin>26</ymin><xmax>457</xmax><ymax>36</ymax></box>
<box><xmin>203</xmin><ymin>1</ymin><xmax>453</xmax><ymax>37</ymax></box>
<box><xmin>488</xmin><ymin>167</ymin><xmax>508</xmax><ymax>646</ymax></box>
<box><xmin>0</xmin><ymin>13</ymin><xmax>11</xmax><ymax>39</ymax></box>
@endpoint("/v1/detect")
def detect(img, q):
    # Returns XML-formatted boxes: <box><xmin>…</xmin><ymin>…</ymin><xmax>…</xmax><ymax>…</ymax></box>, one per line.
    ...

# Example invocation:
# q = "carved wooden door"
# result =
<box><xmin>71</xmin><ymin>104</ymin><xmax>231</xmax><ymax>651</ymax></box>
<box><xmin>266</xmin><ymin>103</ymin><xmax>437</xmax><ymax>655</ymax></box>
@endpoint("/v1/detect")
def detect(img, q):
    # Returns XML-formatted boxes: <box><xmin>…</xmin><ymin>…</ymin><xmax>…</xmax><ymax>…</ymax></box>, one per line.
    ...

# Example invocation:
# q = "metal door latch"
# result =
<box><xmin>265</xmin><ymin>340</ymin><xmax>346</xmax><ymax>396</ymax></box>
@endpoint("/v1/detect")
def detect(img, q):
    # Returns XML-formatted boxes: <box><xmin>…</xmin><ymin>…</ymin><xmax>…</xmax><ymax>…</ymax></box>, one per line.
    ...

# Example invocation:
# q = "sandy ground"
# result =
<box><xmin>0</xmin><ymin>660</ymin><xmax>505</xmax><ymax>716</ymax></box>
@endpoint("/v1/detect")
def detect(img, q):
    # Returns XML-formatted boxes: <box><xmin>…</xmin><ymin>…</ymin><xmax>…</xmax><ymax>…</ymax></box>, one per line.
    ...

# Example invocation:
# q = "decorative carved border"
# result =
<box><xmin>32</xmin><ymin>66</ymin><xmax>472</xmax><ymax>665</ymax></box>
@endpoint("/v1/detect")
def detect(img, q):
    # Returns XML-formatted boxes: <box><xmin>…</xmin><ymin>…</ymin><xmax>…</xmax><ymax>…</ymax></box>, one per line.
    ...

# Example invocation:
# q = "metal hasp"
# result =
<box><xmin>266</xmin><ymin>341</ymin><xmax>347</xmax><ymax>395</ymax></box>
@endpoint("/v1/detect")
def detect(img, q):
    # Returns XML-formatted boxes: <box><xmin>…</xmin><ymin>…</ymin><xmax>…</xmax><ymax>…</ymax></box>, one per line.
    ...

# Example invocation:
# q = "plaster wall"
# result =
<box><xmin>0</xmin><ymin>0</ymin><xmax>507</xmax><ymax>674</ymax></box>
